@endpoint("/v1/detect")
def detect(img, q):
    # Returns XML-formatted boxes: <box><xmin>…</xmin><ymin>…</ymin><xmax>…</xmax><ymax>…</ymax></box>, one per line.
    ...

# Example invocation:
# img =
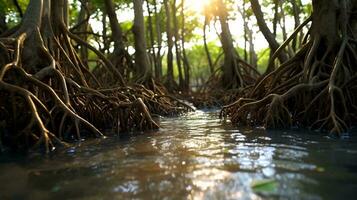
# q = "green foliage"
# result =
<box><xmin>68</xmin><ymin>0</ymin><xmax>81</xmax><ymax>26</ymax></box>
<box><xmin>0</xmin><ymin>0</ymin><xmax>28</xmax><ymax>27</ymax></box>
<box><xmin>120</xmin><ymin>20</ymin><xmax>134</xmax><ymax>45</ymax></box>
<box><xmin>303</xmin><ymin>3</ymin><xmax>312</xmax><ymax>16</ymax></box>
<box><xmin>235</xmin><ymin>46</ymin><xmax>247</xmax><ymax>58</ymax></box>
<box><xmin>0</xmin><ymin>0</ymin><xmax>9</xmax><ymax>13</ymax></box>
<box><xmin>186</xmin><ymin>42</ymin><xmax>222</xmax><ymax>85</ymax></box>
<box><xmin>257</xmin><ymin>48</ymin><xmax>270</xmax><ymax>73</ymax></box>
<box><xmin>0</xmin><ymin>0</ymin><xmax>312</xmax><ymax>88</ymax></box>
<box><xmin>251</xmin><ymin>179</ymin><xmax>278</xmax><ymax>194</ymax></box>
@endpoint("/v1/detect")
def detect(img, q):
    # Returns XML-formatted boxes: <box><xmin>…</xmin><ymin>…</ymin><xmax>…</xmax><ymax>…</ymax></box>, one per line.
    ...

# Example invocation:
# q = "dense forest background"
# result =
<box><xmin>0</xmin><ymin>0</ymin><xmax>312</xmax><ymax>89</ymax></box>
<box><xmin>0</xmin><ymin>0</ymin><xmax>356</xmax><ymax>152</ymax></box>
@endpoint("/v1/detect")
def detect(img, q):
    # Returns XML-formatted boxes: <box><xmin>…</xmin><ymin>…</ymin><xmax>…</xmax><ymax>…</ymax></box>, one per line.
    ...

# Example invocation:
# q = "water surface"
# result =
<box><xmin>1</xmin><ymin>110</ymin><xmax>357</xmax><ymax>199</ymax></box>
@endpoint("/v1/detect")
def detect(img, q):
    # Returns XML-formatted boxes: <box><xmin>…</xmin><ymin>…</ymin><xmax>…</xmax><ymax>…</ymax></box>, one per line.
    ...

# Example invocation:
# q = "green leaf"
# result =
<box><xmin>316</xmin><ymin>167</ymin><xmax>325</xmax><ymax>172</ymax></box>
<box><xmin>251</xmin><ymin>179</ymin><xmax>278</xmax><ymax>193</ymax></box>
<box><xmin>51</xmin><ymin>185</ymin><xmax>61</xmax><ymax>192</ymax></box>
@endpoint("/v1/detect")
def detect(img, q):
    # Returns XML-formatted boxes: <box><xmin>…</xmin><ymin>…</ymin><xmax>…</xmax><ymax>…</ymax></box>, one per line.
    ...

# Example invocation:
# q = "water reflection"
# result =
<box><xmin>1</xmin><ymin>110</ymin><xmax>357</xmax><ymax>199</ymax></box>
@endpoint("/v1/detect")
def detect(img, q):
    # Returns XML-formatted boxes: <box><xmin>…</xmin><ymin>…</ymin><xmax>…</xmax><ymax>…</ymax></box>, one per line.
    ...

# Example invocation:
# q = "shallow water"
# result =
<box><xmin>1</xmin><ymin>110</ymin><xmax>357</xmax><ymax>200</ymax></box>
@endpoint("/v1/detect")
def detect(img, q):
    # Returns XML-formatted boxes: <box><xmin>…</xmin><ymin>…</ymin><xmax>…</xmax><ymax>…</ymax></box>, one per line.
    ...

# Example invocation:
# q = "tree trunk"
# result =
<box><xmin>250</xmin><ymin>0</ymin><xmax>288</xmax><ymax>67</ymax></box>
<box><xmin>0</xmin><ymin>0</ymin><xmax>178</xmax><ymax>152</ymax></box>
<box><xmin>101</xmin><ymin>10</ymin><xmax>108</xmax><ymax>53</ymax></box>
<box><xmin>217</xmin><ymin>0</ymin><xmax>242</xmax><ymax>88</ymax></box>
<box><xmin>104</xmin><ymin>0</ymin><xmax>125</xmax><ymax>52</ymax></box>
<box><xmin>279</xmin><ymin>2</ymin><xmax>288</xmax><ymax>42</ymax></box>
<box><xmin>291</xmin><ymin>0</ymin><xmax>301</xmax><ymax>51</ymax></box>
<box><xmin>224</xmin><ymin>0</ymin><xmax>357</xmax><ymax>134</ymax></box>
<box><xmin>104</xmin><ymin>0</ymin><xmax>131</xmax><ymax>78</ymax></box>
<box><xmin>146</xmin><ymin>0</ymin><xmax>157</xmax><ymax>76</ymax></box>
<box><xmin>248</xmin><ymin>29</ymin><xmax>257</xmax><ymax>68</ymax></box>
<box><xmin>238</xmin><ymin>4</ymin><xmax>257</xmax><ymax>68</ymax></box>
<box><xmin>153</xmin><ymin>0</ymin><xmax>162</xmax><ymax>79</ymax></box>
<box><xmin>269</xmin><ymin>0</ymin><xmax>279</xmax><ymax>69</ymax></box>
<box><xmin>273</xmin><ymin>0</ymin><xmax>278</xmax><ymax>36</ymax></box>
<box><xmin>133</xmin><ymin>0</ymin><xmax>151</xmax><ymax>83</ymax></box>
<box><xmin>242</xmin><ymin>1</ymin><xmax>248</xmax><ymax>62</ymax></box>
<box><xmin>13</xmin><ymin>0</ymin><xmax>24</xmax><ymax>18</ymax></box>
<box><xmin>0</xmin><ymin>9</ymin><xmax>7</xmax><ymax>34</ymax></box>
<box><xmin>181</xmin><ymin>0</ymin><xmax>190</xmax><ymax>91</ymax></box>
<box><xmin>164</xmin><ymin>0</ymin><xmax>176</xmax><ymax>90</ymax></box>
<box><xmin>172</xmin><ymin>0</ymin><xmax>184</xmax><ymax>89</ymax></box>
<box><xmin>203</xmin><ymin>16</ymin><xmax>214</xmax><ymax>74</ymax></box>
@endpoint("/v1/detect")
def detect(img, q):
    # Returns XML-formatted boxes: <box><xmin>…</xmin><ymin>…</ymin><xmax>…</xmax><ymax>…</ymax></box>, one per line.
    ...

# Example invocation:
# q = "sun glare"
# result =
<box><xmin>187</xmin><ymin>0</ymin><xmax>212</xmax><ymax>14</ymax></box>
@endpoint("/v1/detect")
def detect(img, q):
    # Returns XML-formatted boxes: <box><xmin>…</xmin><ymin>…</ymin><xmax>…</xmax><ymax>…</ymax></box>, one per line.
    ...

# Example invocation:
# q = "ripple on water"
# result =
<box><xmin>1</xmin><ymin>110</ymin><xmax>357</xmax><ymax>200</ymax></box>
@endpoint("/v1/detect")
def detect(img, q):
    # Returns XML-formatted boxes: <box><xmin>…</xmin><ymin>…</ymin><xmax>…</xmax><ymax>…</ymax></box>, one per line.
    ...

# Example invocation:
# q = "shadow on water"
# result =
<box><xmin>1</xmin><ymin>110</ymin><xmax>357</xmax><ymax>199</ymax></box>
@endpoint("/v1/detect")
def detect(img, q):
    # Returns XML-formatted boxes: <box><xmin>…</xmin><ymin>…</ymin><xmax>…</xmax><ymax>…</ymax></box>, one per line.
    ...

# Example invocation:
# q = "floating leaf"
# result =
<box><xmin>51</xmin><ymin>185</ymin><xmax>61</xmax><ymax>193</ymax></box>
<box><xmin>251</xmin><ymin>179</ymin><xmax>278</xmax><ymax>193</ymax></box>
<box><xmin>316</xmin><ymin>167</ymin><xmax>325</xmax><ymax>172</ymax></box>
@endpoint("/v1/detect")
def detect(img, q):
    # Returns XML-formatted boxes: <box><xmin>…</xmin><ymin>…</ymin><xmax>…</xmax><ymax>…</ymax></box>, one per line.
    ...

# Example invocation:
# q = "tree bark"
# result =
<box><xmin>250</xmin><ymin>0</ymin><xmax>288</xmax><ymax>65</ymax></box>
<box><xmin>17</xmin><ymin>0</ymin><xmax>43</xmax><ymax>34</ymax></box>
<box><xmin>0</xmin><ymin>0</ymin><xmax>171</xmax><ymax>152</ymax></box>
<box><xmin>104</xmin><ymin>0</ymin><xmax>125</xmax><ymax>52</ymax></box>
<box><xmin>217</xmin><ymin>0</ymin><xmax>241</xmax><ymax>88</ymax></box>
<box><xmin>133</xmin><ymin>0</ymin><xmax>151</xmax><ymax>83</ymax></box>
<box><xmin>13</xmin><ymin>0</ymin><xmax>24</xmax><ymax>18</ymax></box>
<box><xmin>172</xmin><ymin>0</ymin><xmax>184</xmax><ymax>89</ymax></box>
<box><xmin>248</xmin><ymin>29</ymin><xmax>257</xmax><ymax>68</ymax></box>
<box><xmin>238</xmin><ymin>4</ymin><xmax>257</xmax><ymax>68</ymax></box>
<box><xmin>153</xmin><ymin>0</ymin><xmax>162</xmax><ymax>79</ymax></box>
<box><xmin>273</xmin><ymin>0</ymin><xmax>279</xmax><ymax>37</ymax></box>
<box><xmin>204</xmin><ymin>16</ymin><xmax>214</xmax><ymax>74</ymax></box>
<box><xmin>104</xmin><ymin>0</ymin><xmax>132</xmax><ymax>78</ymax></box>
<box><xmin>164</xmin><ymin>0</ymin><xmax>176</xmax><ymax>89</ymax></box>
<box><xmin>291</xmin><ymin>0</ymin><xmax>301</xmax><ymax>51</ymax></box>
<box><xmin>224</xmin><ymin>0</ymin><xmax>357</xmax><ymax>134</ymax></box>
<box><xmin>101</xmin><ymin>10</ymin><xmax>108</xmax><ymax>53</ymax></box>
<box><xmin>242</xmin><ymin>1</ymin><xmax>248</xmax><ymax>61</ymax></box>
<box><xmin>181</xmin><ymin>0</ymin><xmax>190</xmax><ymax>91</ymax></box>
<box><xmin>279</xmin><ymin>2</ymin><xmax>288</xmax><ymax>42</ymax></box>
<box><xmin>146</xmin><ymin>0</ymin><xmax>157</xmax><ymax>75</ymax></box>
<box><xmin>0</xmin><ymin>9</ymin><xmax>7</xmax><ymax>34</ymax></box>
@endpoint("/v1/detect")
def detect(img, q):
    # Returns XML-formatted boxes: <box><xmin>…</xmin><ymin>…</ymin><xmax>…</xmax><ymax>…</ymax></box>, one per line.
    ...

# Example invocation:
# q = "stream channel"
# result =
<box><xmin>1</xmin><ymin>110</ymin><xmax>357</xmax><ymax>199</ymax></box>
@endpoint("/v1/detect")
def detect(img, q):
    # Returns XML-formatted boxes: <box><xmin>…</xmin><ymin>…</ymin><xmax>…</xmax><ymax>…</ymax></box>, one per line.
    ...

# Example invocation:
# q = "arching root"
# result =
<box><xmin>0</xmin><ymin>23</ymin><xmax>188</xmax><ymax>152</ymax></box>
<box><xmin>221</xmin><ymin>20</ymin><xmax>357</xmax><ymax>135</ymax></box>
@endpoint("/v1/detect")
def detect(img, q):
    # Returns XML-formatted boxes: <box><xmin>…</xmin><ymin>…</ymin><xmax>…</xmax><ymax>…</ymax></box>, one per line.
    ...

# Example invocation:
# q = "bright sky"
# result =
<box><xmin>185</xmin><ymin>0</ymin><xmax>311</xmax><ymax>50</ymax></box>
<box><xmin>187</xmin><ymin>0</ymin><xmax>310</xmax><ymax>13</ymax></box>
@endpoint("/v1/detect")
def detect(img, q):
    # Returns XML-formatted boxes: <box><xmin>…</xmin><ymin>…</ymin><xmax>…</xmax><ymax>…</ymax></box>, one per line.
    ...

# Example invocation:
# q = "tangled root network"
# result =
<box><xmin>222</xmin><ymin>2</ymin><xmax>357</xmax><ymax>135</ymax></box>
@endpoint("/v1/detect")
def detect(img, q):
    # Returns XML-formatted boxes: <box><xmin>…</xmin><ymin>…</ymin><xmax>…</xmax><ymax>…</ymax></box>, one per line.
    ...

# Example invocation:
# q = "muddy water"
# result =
<box><xmin>1</xmin><ymin>110</ymin><xmax>357</xmax><ymax>199</ymax></box>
